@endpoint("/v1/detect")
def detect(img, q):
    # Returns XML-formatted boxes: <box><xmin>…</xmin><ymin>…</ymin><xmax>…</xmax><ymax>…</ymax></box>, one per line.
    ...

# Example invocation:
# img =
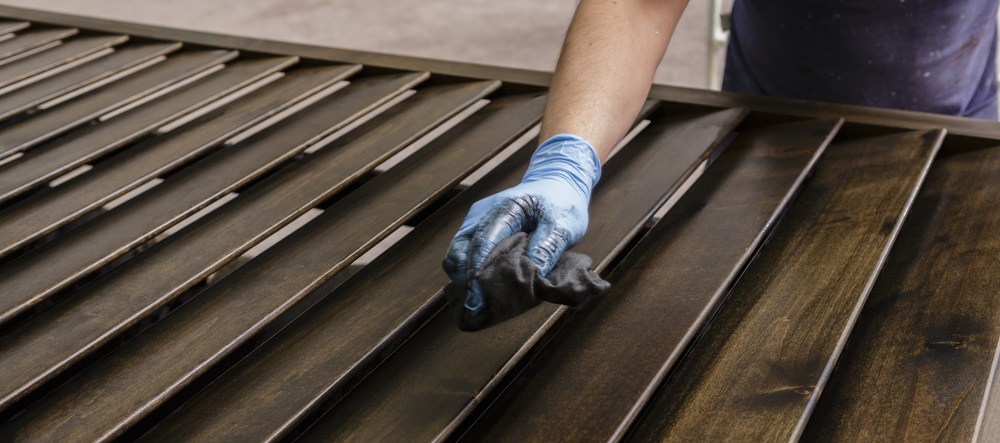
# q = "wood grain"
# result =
<box><xmin>627</xmin><ymin>129</ymin><xmax>945</xmax><ymax>442</ymax></box>
<box><xmin>0</xmin><ymin>34</ymin><xmax>128</xmax><ymax>90</ymax></box>
<box><xmin>462</xmin><ymin>119</ymin><xmax>841</xmax><ymax>442</ymax></box>
<box><xmin>0</xmin><ymin>42</ymin><xmax>181</xmax><ymax>123</ymax></box>
<box><xmin>0</xmin><ymin>56</ymin><xmax>297</xmax><ymax>205</ymax></box>
<box><xmin>0</xmin><ymin>64</ymin><xmax>355</xmax><ymax>258</ymax></box>
<box><xmin>801</xmin><ymin>144</ymin><xmax>1000</xmax><ymax>442</ymax></box>
<box><xmin>0</xmin><ymin>20</ymin><xmax>30</xmax><ymax>37</ymax></box>
<box><xmin>0</xmin><ymin>28</ymin><xmax>76</xmax><ymax>62</ymax></box>
<box><xmin>296</xmin><ymin>108</ymin><xmax>747</xmax><ymax>442</ymax></box>
<box><xmin>0</xmin><ymin>49</ymin><xmax>235</xmax><ymax>158</ymax></box>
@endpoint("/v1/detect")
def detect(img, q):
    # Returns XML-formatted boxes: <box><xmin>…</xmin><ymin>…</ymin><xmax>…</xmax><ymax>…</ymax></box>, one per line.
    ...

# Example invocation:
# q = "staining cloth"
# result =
<box><xmin>724</xmin><ymin>0</ymin><xmax>998</xmax><ymax>120</ymax></box>
<box><xmin>444</xmin><ymin>233</ymin><xmax>610</xmax><ymax>331</ymax></box>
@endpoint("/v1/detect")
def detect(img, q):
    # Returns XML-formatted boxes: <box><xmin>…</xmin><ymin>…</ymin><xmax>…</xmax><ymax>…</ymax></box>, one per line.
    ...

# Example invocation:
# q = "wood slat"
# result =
<box><xmin>462</xmin><ymin>119</ymin><xmax>840</xmax><ymax>442</ymax></box>
<box><xmin>800</xmin><ymin>144</ymin><xmax>1000</xmax><ymax>442</ymax></box>
<box><xmin>3</xmin><ymin>91</ymin><xmax>544</xmax><ymax>439</ymax></box>
<box><xmin>0</xmin><ymin>55</ymin><xmax>297</xmax><ymax>206</ymax></box>
<box><xmin>297</xmin><ymin>107</ymin><xmax>747</xmax><ymax>442</ymax></box>
<box><xmin>0</xmin><ymin>34</ymin><xmax>128</xmax><ymax>90</ymax></box>
<box><xmin>0</xmin><ymin>21</ymin><xmax>30</xmax><ymax>37</ymax></box>
<box><xmin>0</xmin><ymin>42</ymin><xmax>181</xmax><ymax>123</ymax></box>
<box><xmin>0</xmin><ymin>80</ymin><xmax>502</xmax><ymax>442</ymax></box>
<box><xmin>0</xmin><ymin>49</ymin><xmax>236</xmax><ymax>157</ymax></box>
<box><xmin>0</xmin><ymin>73</ymin><xmax>437</xmax><ymax>412</ymax></box>
<box><xmin>627</xmin><ymin>129</ymin><xmax>945</xmax><ymax>442</ymax></box>
<box><xmin>0</xmin><ymin>28</ymin><xmax>76</xmax><ymax>62</ymax></box>
<box><xmin>0</xmin><ymin>65</ymin><xmax>355</xmax><ymax>267</ymax></box>
<box><xmin>141</xmin><ymin>93</ymin><xmax>547</xmax><ymax>441</ymax></box>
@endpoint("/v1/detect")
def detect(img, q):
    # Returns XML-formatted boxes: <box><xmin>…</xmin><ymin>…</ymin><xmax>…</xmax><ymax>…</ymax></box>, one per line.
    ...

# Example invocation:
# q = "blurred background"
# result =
<box><xmin>0</xmin><ymin>0</ymin><xmax>732</xmax><ymax>89</ymax></box>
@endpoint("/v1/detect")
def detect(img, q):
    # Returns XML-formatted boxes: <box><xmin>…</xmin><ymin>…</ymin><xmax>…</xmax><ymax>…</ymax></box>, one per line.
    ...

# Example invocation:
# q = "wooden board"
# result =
<box><xmin>802</xmin><ymin>144</ymin><xmax>1000</xmax><ymax>442</ymax></box>
<box><xmin>462</xmin><ymin>119</ymin><xmax>841</xmax><ymax>442</ymax></box>
<box><xmin>0</xmin><ymin>34</ymin><xmax>128</xmax><ymax>89</ymax></box>
<box><xmin>627</xmin><ymin>129</ymin><xmax>945</xmax><ymax>442</ymax></box>
<box><xmin>0</xmin><ymin>65</ymin><xmax>354</xmax><ymax>264</ymax></box>
<box><xmin>0</xmin><ymin>49</ymin><xmax>235</xmax><ymax>158</ymax></box>
<box><xmin>0</xmin><ymin>20</ymin><xmax>29</xmax><ymax>37</ymax></box>
<box><xmin>297</xmin><ymin>107</ymin><xmax>747</xmax><ymax>442</ymax></box>
<box><xmin>0</xmin><ymin>42</ymin><xmax>181</xmax><ymax>123</ymax></box>
<box><xmin>0</xmin><ymin>56</ymin><xmax>298</xmax><ymax>205</ymax></box>
<box><xmin>0</xmin><ymin>28</ymin><xmax>76</xmax><ymax>62</ymax></box>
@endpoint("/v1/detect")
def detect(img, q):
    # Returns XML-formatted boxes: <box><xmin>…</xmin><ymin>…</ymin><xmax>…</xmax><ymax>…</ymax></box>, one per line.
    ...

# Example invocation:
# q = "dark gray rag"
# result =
<box><xmin>444</xmin><ymin>232</ymin><xmax>610</xmax><ymax>331</ymax></box>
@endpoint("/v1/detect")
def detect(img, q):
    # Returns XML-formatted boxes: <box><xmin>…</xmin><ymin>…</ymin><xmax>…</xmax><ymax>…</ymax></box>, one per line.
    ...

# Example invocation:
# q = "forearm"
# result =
<box><xmin>540</xmin><ymin>0</ymin><xmax>688</xmax><ymax>161</ymax></box>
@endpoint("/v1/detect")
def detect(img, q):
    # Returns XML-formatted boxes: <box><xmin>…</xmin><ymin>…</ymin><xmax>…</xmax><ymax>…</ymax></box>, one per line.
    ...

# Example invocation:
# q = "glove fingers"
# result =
<box><xmin>466</xmin><ymin>197</ymin><xmax>535</xmax><ymax>282</ymax></box>
<box><xmin>526</xmin><ymin>220</ymin><xmax>571</xmax><ymax>277</ymax></box>
<box><xmin>442</xmin><ymin>232</ymin><xmax>472</xmax><ymax>284</ymax></box>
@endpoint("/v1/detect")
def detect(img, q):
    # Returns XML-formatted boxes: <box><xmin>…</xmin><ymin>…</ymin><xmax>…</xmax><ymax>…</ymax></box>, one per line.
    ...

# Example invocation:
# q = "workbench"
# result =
<box><xmin>0</xmin><ymin>5</ymin><xmax>998</xmax><ymax>441</ymax></box>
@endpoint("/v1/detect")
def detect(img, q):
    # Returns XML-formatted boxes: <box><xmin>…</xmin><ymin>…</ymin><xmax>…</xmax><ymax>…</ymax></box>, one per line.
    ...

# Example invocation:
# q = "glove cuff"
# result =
<box><xmin>522</xmin><ymin>133</ymin><xmax>602</xmax><ymax>201</ymax></box>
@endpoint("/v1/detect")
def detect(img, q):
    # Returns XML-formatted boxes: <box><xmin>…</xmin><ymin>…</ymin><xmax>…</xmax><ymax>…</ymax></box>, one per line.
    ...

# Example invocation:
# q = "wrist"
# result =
<box><xmin>522</xmin><ymin>133</ymin><xmax>601</xmax><ymax>200</ymax></box>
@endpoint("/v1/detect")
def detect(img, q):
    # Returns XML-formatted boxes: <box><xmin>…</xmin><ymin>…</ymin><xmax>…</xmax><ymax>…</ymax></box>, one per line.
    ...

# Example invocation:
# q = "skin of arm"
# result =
<box><xmin>540</xmin><ymin>0</ymin><xmax>690</xmax><ymax>162</ymax></box>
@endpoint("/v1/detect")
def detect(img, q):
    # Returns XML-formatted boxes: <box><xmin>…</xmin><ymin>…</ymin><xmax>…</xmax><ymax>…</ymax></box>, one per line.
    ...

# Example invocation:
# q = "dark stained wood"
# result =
<box><xmin>0</xmin><ymin>56</ymin><xmax>299</xmax><ymax>205</ymax></box>
<box><xmin>0</xmin><ymin>34</ymin><xmax>128</xmax><ymax>89</ymax></box>
<box><xmin>0</xmin><ymin>77</ymin><xmax>494</xmax><ymax>415</ymax></box>
<box><xmin>0</xmin><ymin>42</ymin><xmax>181</xmax><ymax>123</ymax></box>
<box><xmin>0</xmin><ymin>82</ymin><xmax>512</xmax><ymax>442</ymax></box>
<box><xmin>0</xmin><ymin>49</ymin><xmax>236</xmax><ymax>157</ymax></box>
<box><xmin>627</xmin><ymin>129</ymin><xmax>945</xmax><ymax>442</ymax></box>
<box><xmin>0</xmin><ymin>20</ymin><xmax>29</xmax><ymax>36</ymax></box>
<box><xmin>296</xmin><ymin>108</ymin><xmax>747</xmax><ymax>442</ymax></box>
<box><xmin>463</xmin><ymin>120</ymin><xmax>841</xmax><ymax>442</ymax></box>
<box><xmin>0</xmin><ymin>28</ymin><xmax>76</xmax><ymax>62</ymax></box>
<box><xmin>139</xmin><ymin>94</ymin><xmax>547</xmax><ymax>442</ymax></box>
<box><xmin>801</xmin><ymin>144</ymin><xmax>1000</xmax><ymax>442</ymax></box>
<box><xmin>0</xmin><ymin>65</ymin><xmax>355</xmax><ymax>260</ymax></box>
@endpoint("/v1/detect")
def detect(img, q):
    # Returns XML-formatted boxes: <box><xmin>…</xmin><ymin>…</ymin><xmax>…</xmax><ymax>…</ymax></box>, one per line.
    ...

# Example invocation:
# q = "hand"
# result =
<box><xmin>443</xmin><ymin>133</ymin><xmax>601</xmax><ymax>314</ymax></box>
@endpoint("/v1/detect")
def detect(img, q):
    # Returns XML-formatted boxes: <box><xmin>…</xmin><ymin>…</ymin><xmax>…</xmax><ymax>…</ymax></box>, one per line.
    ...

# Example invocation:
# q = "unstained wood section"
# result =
<box><xmin>0</xmin><ymin>42</ymin><xmax>181</xmax><ymax>123</ymax></box>
<box><xmin>0</xmin><ymin>34</ymin><xmax>128</xmax><ymax>89</ymax></box>
<box><xmin>463</xmin><ymin>119</ymin><xmax>841</xmax><ymax>442</ymax></box>
<box><xmin>0</xmin><ymin>49</ymin><xmax>235</xmax><ymax>157</ymax></box>
<box><xmin>298</xmin><ymin>108</ymin><xmax>747</xmax><ymax>442</ymax></box>
<box><xmin>0</xmin><ymin>62</ymin><xmax>352</xmax><ymax>258</ymax></box>
<box><xmin>802</xmin><ymin>144</ymin><xmax>1000</xmax><ymax>442</ymax></box>
<box><xmin>0</xmin><ymin>28</ymin><xmax>76</xmax><ymax>61</ymax></box>
<box><xmin>0</xmin><ymin>81</ymin><xmax>504</xmax><ymax>442</ymax></box>
<box><xmin>0</xmin><ymin>55</ymin><xmax>294</xmax><ymax>207</ymax></box>
<box><xmin>627</xmin><ymin>129</ymin><xmax>945</xmax><ymax>442</ymax></box>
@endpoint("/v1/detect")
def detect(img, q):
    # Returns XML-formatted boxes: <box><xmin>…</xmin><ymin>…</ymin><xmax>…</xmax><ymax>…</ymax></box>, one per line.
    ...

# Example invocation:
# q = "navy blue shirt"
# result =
<box><xmin>724</xmin><ymin>0</ymin><xmax>999</xmax><ymax>120</ymax></box>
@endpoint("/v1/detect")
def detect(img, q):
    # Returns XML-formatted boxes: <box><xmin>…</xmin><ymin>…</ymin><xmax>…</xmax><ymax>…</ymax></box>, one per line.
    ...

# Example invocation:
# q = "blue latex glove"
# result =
<box><xmin>442</xmin><ymin>133</ymin><xmax>601</xmax><ymax>314</ymax></box>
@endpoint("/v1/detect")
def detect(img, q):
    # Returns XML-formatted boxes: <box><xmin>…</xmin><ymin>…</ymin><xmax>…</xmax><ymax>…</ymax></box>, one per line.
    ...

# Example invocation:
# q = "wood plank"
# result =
<box><xmin>0</xmin><ymin>81</ymin><xmax>504</xmax><ymax>441</ymax></box>
<box><xmin>0</xmin><ymin>65</ymin><xmax>355</xmax><ymax>264</ymax></box>
<box><xmin>139</xmin><ymin>94</ymin><xmax>547</xmax><ymax>441</ymax></box>
<box><xmin>0</xmin><ymin>21</ymin><xmax>30</xmax><ymax>37</ymax></box>
<box><xmin>799</xmin><ymin>145</ymin><xmax>1000</xmax><ymax>442</ymax></box>
<box><xmin>462</xmin><ymin>120</ymin><xmax>840</xmax><ymax>442</ymax></box>
<box><xmin>296</xmin><ymin>108</ymin><xmax>747</xmax><ymax>442</ymax></box>
<box><xmin>0</xmin><ymin>34</ymin><xmax>128</xmax><ymax>89</ymax></box>
<box><xmin>627</xmin><ymin>129</ymin><xmax>945</xmax><ymax>442</ymax></box>
<box><xmin>0</xmin><ymin>55</ymin><xmax>298</xmax><ymax>206</ymax></box>
<box><xmin>0</xmin><ymin>49</ymin><xmax>236</xmax><ymax>157</ymax></box>
<box><xmin>0</xmin><ymin>42</ymin><xmax>181</xmax><ymax>123</ymax></box>
<box><xmin>0</xmin><ymin>74</ymin><xmax>464</xmax><ymax>413</ymax></box>
<box><xmin>0</xmin><ymin>28</ymin><xmax>76</xmax><ymax>62</ymax></box>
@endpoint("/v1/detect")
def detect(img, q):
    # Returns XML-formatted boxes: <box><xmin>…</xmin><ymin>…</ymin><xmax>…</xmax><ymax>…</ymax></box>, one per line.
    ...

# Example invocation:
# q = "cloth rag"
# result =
<box><xmin>444</xmin><ymin>232</ymin><xmax>610</xmax><ymax>331</ymax></box>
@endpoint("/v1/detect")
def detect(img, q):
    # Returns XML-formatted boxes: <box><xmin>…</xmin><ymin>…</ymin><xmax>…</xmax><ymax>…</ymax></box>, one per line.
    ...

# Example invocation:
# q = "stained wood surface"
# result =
<box><xmin>0</xmin><ymin>56</ymin><xmax>297</xmax><ymax>205</ymax></box>
<box><xmin>627</xmin><ymin>129</ymin><xmax>945</xmax><ymax>442</ymax></box>
<box><xmin>0</xmin><ymin>42</ymin><xmax>181</xmax><ymax>123</ymax></box>
<box><xmin>0</xmin><ymin>81</ymin><xmax>508</xmax><ymax>442</ymax></box>
<box><xmin>0</xmin><ymin>49</ymin><xmax>235</xmax><ymax>158</ymax></box>
<box><xmin>0</xmin><ymin>20</ymin><xmax>29</xmax><ymax>37</ymax></box>
<box><xmin>0</xmin><ymin>63</ymin><xmax>353</xmax><ymax>258</ymax></box>
<box><xmin>0</xmin><ymin>34</ymin><xmax>128</xmax><ymax>89</ymax></box>
<box><xmin>0</xmin><ymin>28</ymin><xmax>76</xmax><ymax>62</ymax></box>
<box><xmin>800</xmin><ymin>144</ymin><xmax>1000</xmax><ymax>442</ymax></box>
<box><xmin>0</xmin><ymin>77</ymin><xmax>491</xmax><ymax>415</ymax></box>
<box><xmin>141</xmin><ymin>94</ymin><xmax>547</xmax><ymax>441</ymax></box>
<box><xmin>463</xmin><ymin>119</ymin><xmax>840</xmax><ymax>442</ymax></box>
<box><xmin>298</xmin><ymin>108</ymin><xmax>747</xmax><ymax>442</ymax></box>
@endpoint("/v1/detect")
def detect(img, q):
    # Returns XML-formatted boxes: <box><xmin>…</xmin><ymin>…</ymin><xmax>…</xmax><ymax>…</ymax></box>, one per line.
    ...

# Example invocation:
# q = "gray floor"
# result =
<box><xmin>0</xmin><ymin>0</ymin><xmax>719</xmax><ymax>88</ymax></box>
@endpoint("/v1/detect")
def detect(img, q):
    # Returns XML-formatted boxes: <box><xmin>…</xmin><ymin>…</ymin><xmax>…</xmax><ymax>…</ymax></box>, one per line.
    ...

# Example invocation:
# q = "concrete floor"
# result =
<box><xmin>0</xmin><ymin>0</ymin><xmax>720</xmax><ymax>88</ymax></box>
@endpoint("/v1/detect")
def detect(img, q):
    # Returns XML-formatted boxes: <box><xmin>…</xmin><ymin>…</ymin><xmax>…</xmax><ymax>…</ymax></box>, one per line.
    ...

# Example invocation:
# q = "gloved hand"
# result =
<box><xmin>442</xmin><ymin>133</ymin><xmax>601</xmax><ymax>314</ymax></box>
